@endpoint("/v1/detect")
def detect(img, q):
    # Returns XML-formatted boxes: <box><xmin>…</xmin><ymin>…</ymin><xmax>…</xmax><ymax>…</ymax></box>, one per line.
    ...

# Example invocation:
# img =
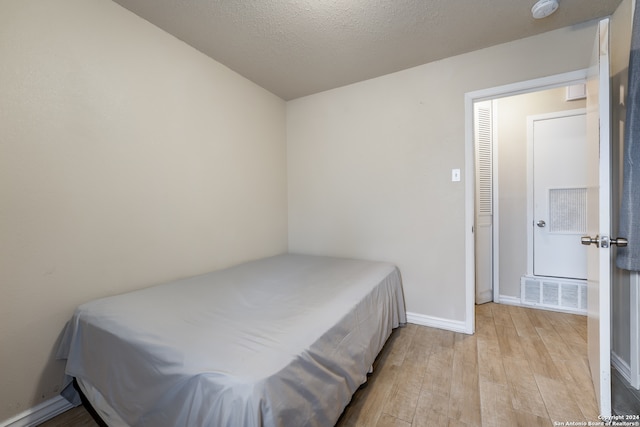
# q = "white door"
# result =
<box><xmin>532</xmin><ymin>110</ymin><xmax>588</xmax><ymax>279</ymax></box>
<box><xmin>475</xmin><ymin>101</ymin><xmax>494</xmax><ymax>304</ymax></box>
<box><xmin>584</xmin><ymin>18</ymin><xmax>612</xmax><ymax>418</ymax></box>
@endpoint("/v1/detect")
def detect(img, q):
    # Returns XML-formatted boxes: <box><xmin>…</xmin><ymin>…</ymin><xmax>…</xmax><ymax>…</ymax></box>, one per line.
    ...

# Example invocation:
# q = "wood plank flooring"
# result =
<box><xmin>337</xmin><ymin>303</ymin><xmax>598</xmax><ymax>427</ymax></box>
<box><xmin>39</xmin><ymin>303</ymin><xmax>598</xmax><ymax>427</ymax></box>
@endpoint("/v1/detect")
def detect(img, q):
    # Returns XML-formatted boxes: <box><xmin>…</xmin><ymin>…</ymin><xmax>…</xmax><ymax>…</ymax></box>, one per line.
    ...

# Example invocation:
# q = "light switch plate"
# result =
<box><xmin>452</xmin><ymin>168</ymin><xmax>461</xmax><ymax>182</ymax></box>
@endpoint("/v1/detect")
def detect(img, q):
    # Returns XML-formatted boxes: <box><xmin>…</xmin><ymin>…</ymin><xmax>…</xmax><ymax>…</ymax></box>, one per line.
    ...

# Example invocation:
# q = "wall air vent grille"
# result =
<box><xmin>548</xmin><ymin>188</ymin><xmax>587</xmax><ymax>233</ymax></box>
<box><xmin>520</xmin><ymin>275</ymin><xmax>586</xmax><ymax>315</ymax></box>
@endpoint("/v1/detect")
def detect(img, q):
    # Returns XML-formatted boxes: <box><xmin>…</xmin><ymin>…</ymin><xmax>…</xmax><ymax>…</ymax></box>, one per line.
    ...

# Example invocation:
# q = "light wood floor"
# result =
<box><xmin>336</xmin><ymin>303</ymin><xmax>597</xmax><ymax>426</ymax></box>
<box><xmin>40</xmin><ymin>303</ymin><xmax>598</xmax><ymax>427</ymax></box>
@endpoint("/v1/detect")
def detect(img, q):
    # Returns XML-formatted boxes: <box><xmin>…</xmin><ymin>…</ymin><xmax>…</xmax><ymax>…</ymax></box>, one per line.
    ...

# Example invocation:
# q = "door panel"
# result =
<box><xmin>475</xmin><ymin>101</ymin><xmax>494</xmax><ymax>304</ymax></box>
<box><xmin>586</xmin><ymin>18</ymin><xmax>611</xmax><ymax>418</ymax></box>
<box><xmin>532</xmin><ymin>111</ymin><xmax>588</xmax><ymax>279</ymax></box>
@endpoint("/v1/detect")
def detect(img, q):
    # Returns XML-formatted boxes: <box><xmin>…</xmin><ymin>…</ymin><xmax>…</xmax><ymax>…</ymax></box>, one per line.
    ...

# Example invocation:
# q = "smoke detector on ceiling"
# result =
<box><xmin>531</xmin><ymin>0</ymin><xmax>559</xmax><ymax>19</ymax></box>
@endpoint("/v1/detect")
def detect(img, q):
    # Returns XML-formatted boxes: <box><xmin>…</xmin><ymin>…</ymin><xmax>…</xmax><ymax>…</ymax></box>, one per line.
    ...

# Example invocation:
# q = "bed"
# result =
<box><xmin>57</xmin><ymin>253</ymin><xmax>406</xmax><ymax>427</ymax></box>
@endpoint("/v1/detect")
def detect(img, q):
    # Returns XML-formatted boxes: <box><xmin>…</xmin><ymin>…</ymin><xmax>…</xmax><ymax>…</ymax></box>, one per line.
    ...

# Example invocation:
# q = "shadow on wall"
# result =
<box><xmin>35</xmin><ymin>326</ymin><xmax>71</xmax><ymax>406</ymax></box>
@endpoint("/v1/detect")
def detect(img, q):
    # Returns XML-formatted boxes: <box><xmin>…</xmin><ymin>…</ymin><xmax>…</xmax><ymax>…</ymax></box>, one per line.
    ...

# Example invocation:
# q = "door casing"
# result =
<box><xmin>464</xmin><ymin>69</ymin><xmax>588</xmax><ymax>334</ymax></box>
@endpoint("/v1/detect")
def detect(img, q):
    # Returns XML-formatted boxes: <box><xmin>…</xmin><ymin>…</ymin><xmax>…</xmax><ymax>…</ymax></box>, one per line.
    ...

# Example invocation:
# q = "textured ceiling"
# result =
<box><xmin>112</xmin><ymin>0</ymin><xmax>622</xmax><ymax>100</ymax></box>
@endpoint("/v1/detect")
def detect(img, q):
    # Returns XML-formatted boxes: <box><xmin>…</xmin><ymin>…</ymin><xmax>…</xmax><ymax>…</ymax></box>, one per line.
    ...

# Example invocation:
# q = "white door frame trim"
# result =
<box><xmin>491</xmin><ymin>99</ymin><xmax>501</xmax><ymax>304</ymax></box>
<box><xmin>464</xmin><ymin>69</ymin><xmax>588</xmax><ymax>334</ymax></box>
<box><xmin>631</xmin><ymin>272</ymin><xmax>640</xmax><ymax>389</ymax></box>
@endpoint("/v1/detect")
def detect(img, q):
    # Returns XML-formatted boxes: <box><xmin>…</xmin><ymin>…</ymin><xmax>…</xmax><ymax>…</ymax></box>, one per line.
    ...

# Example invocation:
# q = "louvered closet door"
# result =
<box><xmin>475</xmin><ymin>101</ymin><xmax>493</xmax><ymax>304</ymax></box>
<box><xmin>531</xmin><ymin>110</ymin><xmax>588</xmax><ymax>279</ymax></box>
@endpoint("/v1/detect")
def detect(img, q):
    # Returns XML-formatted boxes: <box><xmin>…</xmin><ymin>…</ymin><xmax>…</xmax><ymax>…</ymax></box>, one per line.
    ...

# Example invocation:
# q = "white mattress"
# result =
<box><xmin>57</xmin><ymin>254</ymin><xmax>406</xmax><ymax>427</ymax></box>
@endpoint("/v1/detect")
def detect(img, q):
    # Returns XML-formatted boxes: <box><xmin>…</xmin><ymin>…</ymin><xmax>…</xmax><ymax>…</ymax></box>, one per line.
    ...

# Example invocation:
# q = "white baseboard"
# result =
<box><xmin>612</xmin><ymin>351</ymin><xmax>633</xmax><ymax>385</ymax></box>
<box><xmin>406</xmin><ymin>311</ymin><xmax>470</xmax><ymax>334</ymax></box>
<box><xmin>497</xmin><ymin>295</ymin><xmax>522</xmax><ymax>306</ymax></box>
<box><xmin>498</xmin><ymin>293</ymin><xmax>587</xmax><ymax>316</ymax></box>
<box><xmin>0</xmin><ymin>396</ymin><xmax>74</xmax><ymax>427</ymax></box>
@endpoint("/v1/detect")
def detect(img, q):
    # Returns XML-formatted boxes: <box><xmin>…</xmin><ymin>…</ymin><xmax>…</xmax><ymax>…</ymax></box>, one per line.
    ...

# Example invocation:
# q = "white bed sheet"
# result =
<box><xmin>58</xmin><ymin>254</ymin><xmax>406</xmax><ymax>427</ymax></box>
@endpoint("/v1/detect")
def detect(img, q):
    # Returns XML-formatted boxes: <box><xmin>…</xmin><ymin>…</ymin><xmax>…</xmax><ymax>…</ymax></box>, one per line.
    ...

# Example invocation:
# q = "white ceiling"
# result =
<box><xmin>112</xmin><ymin>0</ymin><xmax>621</xmax><ymax>100</ymax></box>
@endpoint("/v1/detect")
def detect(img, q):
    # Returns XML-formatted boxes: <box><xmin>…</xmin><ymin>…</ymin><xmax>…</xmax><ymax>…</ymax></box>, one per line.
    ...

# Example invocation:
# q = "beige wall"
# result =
<box><xmin>0</xmin><ymin>0</ymin><xmax>287</xmax><ymax>419</ymax></box>
<box><xmin>287</xmin><ymin>22</ymin><xmax>599</xmax><ymax>322</ymax></box>
<box><xmin>495</xmin><ymin>87</ymin><xmax>586</xmax><ymax>298</ymax></box>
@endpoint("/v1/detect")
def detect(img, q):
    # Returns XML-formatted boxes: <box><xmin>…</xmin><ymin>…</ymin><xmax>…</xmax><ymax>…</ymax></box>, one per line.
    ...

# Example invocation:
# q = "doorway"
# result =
<box><xmin>471</xmin><ymin>80</ymin><xmax>588</xmax><ymax>309</ymax></box>
<box><xmin>463</xmin><ymin>70</ymin><xmax>590</xmax><ymax>333</ymax></box>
